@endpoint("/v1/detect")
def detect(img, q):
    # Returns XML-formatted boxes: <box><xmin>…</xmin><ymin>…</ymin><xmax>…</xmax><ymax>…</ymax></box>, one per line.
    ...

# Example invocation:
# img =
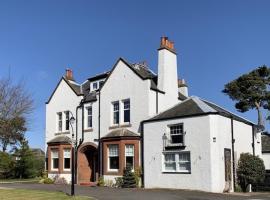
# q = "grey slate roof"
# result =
<box><xmin>262</xmin><ymin>133</ymin><xmax>270</xmax><ymax>153</ymax></box>
<box><xmin>130</xmin><ymin>62</ymin><xmax>156</xmax><ymax>80</ymax></box>
<box><xmin>47</xmin><ymin>136</ymin><xmax>71</xmax><ymax>144</ymax></box>
<box><xmin>102</xmin><ymin>128</ymin><xmax>140</xmax><ymax>139</ymax></box>
<box><xmin>145</xmin><ymin>96</ymin><xmax>254</xmax><ymax>125</ymax></box>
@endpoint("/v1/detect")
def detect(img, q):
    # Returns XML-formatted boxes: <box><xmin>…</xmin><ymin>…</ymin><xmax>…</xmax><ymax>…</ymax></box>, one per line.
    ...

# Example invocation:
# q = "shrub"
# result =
<box><xmin>43</xmin><ymin>177</ymin><xmax>54</xmax><ymax>184</ymax></box>
<box><xmin>237</xmin><ymin>153</ymin><xmax>265</xmax><ymax>192</ymax></box>
<box><xmin>122</xmin><ymin>166</ymin><xmax>136</xmax><ymax>188</ymax></box>
<box><xmin>97</xmin><ymin>176</ymin><xmax>105</xmax><ymax>186</ymax></box>
<box><xmin>114</xmin><ymin>177</ymin><xmax>123</xmax><ymax>188</ymax></box>
<box><xmin>134</xmin><ymin>167</ymin><xmax>142</xmax><ymax>187</ymax></box>
<box><xmin>0</xmin><ymin>151</ymin><xmax>14</xmax><ymax>179</ymax></box>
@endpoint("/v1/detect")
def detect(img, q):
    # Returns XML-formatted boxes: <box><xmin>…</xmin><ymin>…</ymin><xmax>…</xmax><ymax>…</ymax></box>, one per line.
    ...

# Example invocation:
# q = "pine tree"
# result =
<box><xmin>122</xmin><ymin>166</ymin><xmax>136</xmax><ymax>188</ymax></box>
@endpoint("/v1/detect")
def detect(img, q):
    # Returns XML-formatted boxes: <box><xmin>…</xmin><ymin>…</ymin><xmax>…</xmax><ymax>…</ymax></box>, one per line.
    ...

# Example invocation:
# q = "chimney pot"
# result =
<box><xmin>160</xmin><ymin>36</ymin><xmax>175</xmax><ymax>51</ymax></box>
<box><xmin>65</xmin><ymin>68</ymin><xmax>73</xmax><ymax>80</ymax></box>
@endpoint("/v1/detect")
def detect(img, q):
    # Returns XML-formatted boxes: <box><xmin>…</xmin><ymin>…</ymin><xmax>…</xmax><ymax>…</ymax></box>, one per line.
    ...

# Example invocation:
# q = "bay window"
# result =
<box><xmin>63</xmin><ymin>149</ymin><xmax>71</xmax><ymax>170</ymax></box>
<box><xmin>51</xmin><ymin>149</ymin><xmax>59</xmax><ymax>170</ymax></box>
<box><xmin>108</xmin><ymin>144</ymin><xmax>119</xmax><ymax>171</ymax></box>
<box><xmin>125</xmin><ymin>144</ymin><xmax>134</xmax><ymax>169</ymax></box>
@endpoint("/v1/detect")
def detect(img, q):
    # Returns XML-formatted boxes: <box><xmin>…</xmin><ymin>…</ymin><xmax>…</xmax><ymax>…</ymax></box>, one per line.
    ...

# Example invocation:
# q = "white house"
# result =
<box><xmin>261</xmin><ymin>133</ymin><xmax>270</xmax><ymax>171</ymax></box>
<box><xmin>45</xmin><ymin>37</ymin><xmax>261</xmax><ymax>192</ymax></box>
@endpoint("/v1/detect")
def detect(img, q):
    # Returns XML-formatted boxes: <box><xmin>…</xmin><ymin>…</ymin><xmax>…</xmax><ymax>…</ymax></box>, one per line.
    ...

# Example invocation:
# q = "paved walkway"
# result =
<box><xmin>1</xmin><ymin>183</ymin><xmax>270</xmax><ymax>200</ymax></box>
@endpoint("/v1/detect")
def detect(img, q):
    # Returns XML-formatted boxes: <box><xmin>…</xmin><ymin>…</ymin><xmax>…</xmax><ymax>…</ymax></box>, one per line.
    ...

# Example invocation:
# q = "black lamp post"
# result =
<box><xmin>69</xmin><ymin>115</ymin><xmax>75</xmax><ymax>196</ymax></box>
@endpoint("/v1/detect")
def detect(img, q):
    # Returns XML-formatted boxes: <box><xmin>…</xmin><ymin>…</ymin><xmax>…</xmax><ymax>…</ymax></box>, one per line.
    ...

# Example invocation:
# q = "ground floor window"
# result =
<box><xmin>163</xmin><ymin>151</ymin><xmax>191</xmax><ymax>173</ymax></box>
<box><xmin>125</xmin><ymin>144</ymin><xmax>134</xmax><ymax>169</ymax></box>
<box><xmin>108</xmin><ymin>144</ymin><xmax>119</xmax><ymax>171</ymax></box>
<box><xmin>51</xmin><ymin>149</ymin><xmax>59</xmax><ymax>170</ymax></box>
<box><xmin>63</xmin><ymin>148</ymin><xmax>71</xmax><ymax>170</ymax></box>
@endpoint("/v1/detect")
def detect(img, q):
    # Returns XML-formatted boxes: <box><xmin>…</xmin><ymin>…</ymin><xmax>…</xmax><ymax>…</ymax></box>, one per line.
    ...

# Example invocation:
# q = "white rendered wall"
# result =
<box><xmin>48</xmin><ymin>173</ymin><xmax>71</xmax><ymax>184</ymax></box>
<box><xmin>157</xmin><ymin>49</ymin><xmax>179</xmax><ymax>112</ymax></box>
<box><xmin>262</xmin><ymin>153</ymin><xmax>270</xmax><ymax>170</ymax></box>
<box><xmin>45</xmin><ymin>79</ymin><xmax>83</xmax><ymax>152</ymax></box>
<box><xmin>100</xmin><ymin>59</ymin><xmax>151</xmax><ymax>135</ymax></box>
<box><xmin>143</xmin><ymin>115</ymin><xmax>213</xmax><ymax>192</ymax></box>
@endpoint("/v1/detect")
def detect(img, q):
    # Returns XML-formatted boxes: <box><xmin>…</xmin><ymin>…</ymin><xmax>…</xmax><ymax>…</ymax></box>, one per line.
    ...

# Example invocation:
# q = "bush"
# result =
<box><xmin>114</xmin><ymin>177</ymin><xmax>123</xmax><ymax>188</ymax></box>
<box><xmin>122</xmin><ymin>166</ymin><xmax>136</xmax><ymax>188</ymax></box>
<box><xmin>237</xmin><ymin>153</ymin><xmax>265</xmax><ymax>192</ymax></box>
<box><xmin>97</xmin><ymin>176</ymin><xmax>105</xmax><ymax>186</ymax></box>
<box><xmin>42</xmin><ymin>177</ymin><xmax>54</xmax><ymax>184</ymax></box>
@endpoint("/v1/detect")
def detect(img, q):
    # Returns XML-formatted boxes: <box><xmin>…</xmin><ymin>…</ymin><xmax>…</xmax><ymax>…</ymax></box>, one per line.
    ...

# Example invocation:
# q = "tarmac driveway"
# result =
<box><xmin>1</xmin><ymin>183</ymin><xmax>270</xmax><ymax>200</ymax></box>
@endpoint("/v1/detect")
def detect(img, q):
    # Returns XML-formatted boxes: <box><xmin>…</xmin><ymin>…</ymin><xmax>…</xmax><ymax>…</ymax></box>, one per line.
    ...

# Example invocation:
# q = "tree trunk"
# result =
<box><xmin>255</xmin><ymin>102</ymin><xmax>264</xmax><ymax>128</ymax></box>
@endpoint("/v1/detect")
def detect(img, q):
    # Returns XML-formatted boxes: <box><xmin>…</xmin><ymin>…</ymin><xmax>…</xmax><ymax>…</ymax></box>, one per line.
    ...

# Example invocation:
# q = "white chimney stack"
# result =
<box><xmin>157</xmin><ymin>37</ymin><xmax>179</xmax><ymax>110</ymax></box>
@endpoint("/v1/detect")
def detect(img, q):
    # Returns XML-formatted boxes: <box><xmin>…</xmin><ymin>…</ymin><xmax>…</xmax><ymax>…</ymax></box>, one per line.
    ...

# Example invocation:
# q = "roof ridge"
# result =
<box><xmin>191</xmin><ymin>96</ymin><xmax>216</xmax><ymax>113</ymax></box>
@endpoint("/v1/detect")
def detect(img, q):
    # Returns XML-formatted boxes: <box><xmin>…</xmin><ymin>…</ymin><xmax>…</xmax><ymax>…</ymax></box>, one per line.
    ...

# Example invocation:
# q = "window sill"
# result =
<box><xmin>55</xmin><ymin>131</ymin><xmax>70</xmax><ymax>135</ymax></box>
<box><xmin>162</xmin><ymin>171</ymin><xmax>191</xmax><ymax>174</ymax></box>
<box><xmin>109</xmin><ymin>123</ymin><xmax>132</xmax><ymax>130</ymax></box>
<box><xmin>84</xmin><ymin>128</ymin><xmax>93</xmax><ymax>132</ymax></box>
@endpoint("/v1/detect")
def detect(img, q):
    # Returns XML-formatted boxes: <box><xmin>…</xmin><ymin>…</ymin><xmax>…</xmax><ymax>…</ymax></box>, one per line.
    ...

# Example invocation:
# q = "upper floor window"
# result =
<box><xmin>51</xmin><ymin>149</ymin><xmax>59</xmax><ymax>170</ymax></box>
<box><xmin>87</xmin><ymin>106</ymin><xmax>93</xmax><ymax>128</ymax></box>
<box><xmin>93</xmin><ymin>82</ymin><xmax>98</xmax><ymax>90</ymax></box>
<box><xmin>57</xmin><ymin>113</ymin><xmax>62</xmax><ymax>132</ymax></box>
<box><xmin>112</xmin><ymin>102</ymin><xmax>119</xmax><ymax>125</ymax></box>
<box><xmin>99</xmin><ymin>81</ymin><xmax>104</xmax><ymax>88</ymax></box>
<box><xmin>125</xmin><ymin>144</ymin><xmax>134</xmax><ymax>169</ymax></box>
<box><xmin>163</xmin><ymin>152</ymin><xmax>191</xmax><ymax>173</ymax></box>
<box><xmin>63</xmin><ymin>149</ymin><xmax>71</xmax><ymax>170</ymax></box>
<box><xmin>65</xmin><ymin>111</ymin><xmax>70</xmax><ymax>131</ymax></box>
<box><xmin>108</xmin><ymin>144</ymin><xmax>119</xmax><ymax>171</ymax></box>
<box><xmin>123</xmin><ymin>99</ymin><xmax>130</xmax><ymax>123</ymax></box>
<box><xmin>169</xmin><ymin>124</ymin><xmax>184</xmax><ymax>144</ymax></box>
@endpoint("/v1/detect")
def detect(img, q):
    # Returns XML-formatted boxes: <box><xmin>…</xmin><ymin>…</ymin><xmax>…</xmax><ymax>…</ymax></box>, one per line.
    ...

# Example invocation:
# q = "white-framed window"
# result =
<box><xmin>87</xmin><ymin>106</ymin><xmax>93</xmax><ymax>128</ymax></box>
<box><xmin>65</xmin><ymin>111</ymin><xmax>70</xmax><ymax>131</ymax></box>
<box><xmin>125</xmin><ymin>144</ymin><xmax>134</xmax><ymax>170</ymax></box>
<box><xmin>57</xmin><ymin>112</ymin><xmax>62</xmax><ymax>132</ymax></box>
<box><xmin>163</xmin><ymin>152</ymin><xmax>191</xmax><ymax>173</ymax></box>
<box><xmin>112</xmin><ymin>102</ymin><xmax>119</xmax><ymax>125</ymax></box>
<box><xmin>123</xmin><ymin>99</ymin><xmax>130</xmax><ymax>123</ymax></box>
<box><xmin>63</xmin><ymin>149</ymin><xmax>71</xmax><ymax>170</ymax></box>
<box><xmin>93</xmin><ymin>82</ymin><xmax>98</xmax><ymax>90</ymax></box>
<box><xmin>169</xmin><ymin>124</ymin><xmax>184</xmax><ymax>144</ymax></box>
<box><xmin>51</xmin><ymin>149</ymin><xmax>59</xmax><ymax>170</ymax></box>
<box><xmin>108</xmin><ymin>144</ymin><xmax>119</xmax><ymax>171</ymax></box>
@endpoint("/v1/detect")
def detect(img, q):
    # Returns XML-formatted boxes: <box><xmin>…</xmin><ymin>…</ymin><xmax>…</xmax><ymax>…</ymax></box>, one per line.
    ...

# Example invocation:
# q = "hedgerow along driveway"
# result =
<box><xmin>1</xmin><ymin>183</ymin><xmax>270</xmax><ymax>200</ymax></box>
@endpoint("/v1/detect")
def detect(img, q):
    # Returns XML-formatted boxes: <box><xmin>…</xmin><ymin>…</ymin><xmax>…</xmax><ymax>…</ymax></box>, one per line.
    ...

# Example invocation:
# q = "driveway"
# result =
<box><xmin>1</xmin><ymin>183</ymin><xmax>270</xmax><ymax>200</ymax></box>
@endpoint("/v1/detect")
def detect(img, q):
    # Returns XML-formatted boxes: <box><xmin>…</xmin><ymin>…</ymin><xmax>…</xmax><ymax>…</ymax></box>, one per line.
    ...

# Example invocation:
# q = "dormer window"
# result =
<box><xmin>93</xmin><ymin>82</ymin><xmax>98</xmax><ymax>90</ymax></box>
<box><xmin>99</xmin><ymin>81</ymin><xmax>104</xmax><ymax>88</ymax></box>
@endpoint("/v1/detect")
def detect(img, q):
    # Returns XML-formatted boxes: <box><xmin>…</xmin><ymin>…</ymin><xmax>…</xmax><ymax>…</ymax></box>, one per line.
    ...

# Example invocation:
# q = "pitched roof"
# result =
<box><xmin>47</xmin><ymin>136</ymin><xmax>71</xmax><ymax>144</ymax></box>
<box><xmin>88</xmin><ymin>71</ymin><xmax>110</xmax><ymax>82</ymax></box>
<box><xmin>262</xmin><ymin>133</ymin><xmax>270</xmax><ymax>153</ymax></box>
<box><xmin>102</xmin><ymin>128</ymin><xmax>140</xmax><ymax>139</ymax></box>
<box><xmin>145</xmin><ymin>96</ymin><xmax>254</xmax><ymax>125</ymax></box>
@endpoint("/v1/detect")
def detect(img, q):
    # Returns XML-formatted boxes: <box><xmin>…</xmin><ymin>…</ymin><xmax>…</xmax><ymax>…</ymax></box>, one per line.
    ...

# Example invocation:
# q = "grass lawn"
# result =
<box><xmin>0</xmin><ymin>188</ymin><xmax>92</xmax><ymax>200</ymax></box>
<box><xmin>0</xmin><ymin>178</ymin><xmax>40</xmax><ymax>183</ymax></box>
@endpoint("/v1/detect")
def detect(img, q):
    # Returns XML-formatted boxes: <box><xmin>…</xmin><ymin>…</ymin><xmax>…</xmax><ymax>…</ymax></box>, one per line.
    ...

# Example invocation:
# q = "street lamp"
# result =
<box><xmin>69</xmin><ymin>114</ymin><xmax>76</xmax><ymax>196</ymax></box>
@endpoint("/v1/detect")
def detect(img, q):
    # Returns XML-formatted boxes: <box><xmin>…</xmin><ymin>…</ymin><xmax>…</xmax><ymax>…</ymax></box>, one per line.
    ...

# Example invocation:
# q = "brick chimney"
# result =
<box><xmin>65</xmin><ymin>68</ymin><xmax>74</xmax><ymax>80</ymax></box>
<box><xmin>159</xmin><ymin>36</ymin><xmax>176</xmax><ymax>53</ymax></box>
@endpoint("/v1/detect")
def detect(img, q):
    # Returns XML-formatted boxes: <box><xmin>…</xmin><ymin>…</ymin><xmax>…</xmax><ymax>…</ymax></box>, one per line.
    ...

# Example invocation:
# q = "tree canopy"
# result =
<box><xmin>0</xmin><ymin>78</ymin><xmax>33</xmax><ymax>152</ymax></box>
<box><xmin>223</xmin><ymin>65</ymin><xmax>270</xmax><ymax>128</ymax></box>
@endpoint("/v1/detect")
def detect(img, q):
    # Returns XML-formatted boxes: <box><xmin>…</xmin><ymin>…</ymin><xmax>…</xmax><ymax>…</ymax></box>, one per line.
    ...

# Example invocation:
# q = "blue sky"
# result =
<box><xmin>0</xmin><ymin>0</ymin><xmax>270</xmax><ymax>150</ymax></box>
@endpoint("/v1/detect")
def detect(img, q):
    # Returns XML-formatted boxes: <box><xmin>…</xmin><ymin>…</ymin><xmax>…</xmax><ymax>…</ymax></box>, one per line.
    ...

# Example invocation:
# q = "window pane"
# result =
<box><xmin>87</xmin><ymin>107</ymin><xmax>92</xmax><ymax>128</ymax></box>
<box><xmin>125</xmin><ymin>145</ymin><xmax>134</xmax><ymax>156</ymax></box>
<box><xmin>58</xmin><ymin>113</ymin><xmax>62</xmax><ymax>132</ymax></box>
<box><xmin>109</xmin><ymin>145</ymin><xmax>119</xmax><ymax>156</ymax></box>
<box><xmin>171</xmin><ymin>135</ymin><xmax>183</xmax><ymax>144</ymax></box>
<box><xmin>53</xmin><ymin>158</ymin><xmax>59</xmax><ymax>169</ymax></box>
<box><xmin>65</xmin><ymin>112</ymin><xmax>69</xmax><ymax>131</ymax></box>
<box><xmin>63</xmin><ymin>149</ymin><xmax>71</xmax><ymax>158</ymax></box>
<box><xmin>64</xmin><ymin>158</ymin><xmax>70</xmax><ymax>169</ymax></box>
<box><xmin>51</xmin><ymin>150</ymin><xmax>59</xmax><ymax>158</ymax></box>
<box><xmin>170</xmin><ymin>124</ymin><xmax>184</xmax><ymax>144</ymax></box>
<box><xmin>126</xmin><ymin>156</ymin><xmax>134</xmax><ymax>169</ymax></box>
<box><xmin>124</xmin><ymin>110</ymin><xmax>130</xmax><ymax>123</ymax></box>
<box><xmin>109</xmin><ymin>157</ymin><xmax>119</xmax><ymax>169</ymax></box>
<box><xmin>178</xmin><ymin>152</ymin><xmax>191</xmax><ymax>172</ymax></box>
